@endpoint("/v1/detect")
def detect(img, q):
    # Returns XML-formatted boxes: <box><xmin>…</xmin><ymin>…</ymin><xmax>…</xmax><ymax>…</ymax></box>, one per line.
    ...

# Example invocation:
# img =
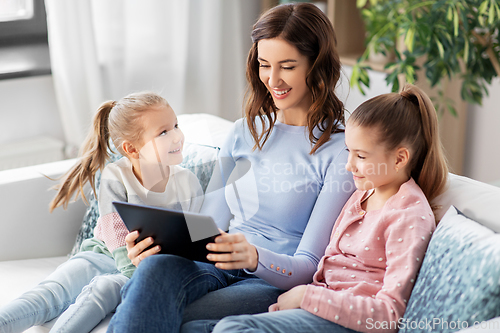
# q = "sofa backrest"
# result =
<box><xmin>433</xmin><ymin>173</ymin><xmax>500</xmax><ymax>232</ymax></box>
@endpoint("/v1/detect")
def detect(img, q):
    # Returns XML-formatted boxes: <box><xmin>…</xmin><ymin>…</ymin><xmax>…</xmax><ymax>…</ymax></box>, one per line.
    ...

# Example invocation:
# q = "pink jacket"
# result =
<box><xmin>300</xmin><ymin>178</ymin><xmax>435</xmax><ymax>333</ymax></box>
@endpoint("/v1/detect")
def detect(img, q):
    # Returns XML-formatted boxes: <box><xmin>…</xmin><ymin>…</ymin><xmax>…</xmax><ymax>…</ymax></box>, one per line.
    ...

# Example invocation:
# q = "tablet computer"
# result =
<box><xmin>112</xmin><ymin>201</ymin><xmax>221</xmax><ymax>263</ymax></box>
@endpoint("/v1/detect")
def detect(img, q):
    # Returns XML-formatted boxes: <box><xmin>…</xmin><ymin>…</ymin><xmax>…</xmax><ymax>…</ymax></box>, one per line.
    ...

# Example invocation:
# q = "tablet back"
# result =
<box><xmin>112</xmin><ymin>201</ymin><xmax>220</xmax><ymax>263</ymax></box>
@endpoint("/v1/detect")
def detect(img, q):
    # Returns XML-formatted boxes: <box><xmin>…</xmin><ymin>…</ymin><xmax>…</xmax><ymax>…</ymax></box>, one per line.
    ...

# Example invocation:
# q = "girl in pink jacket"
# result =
<box><xmin>210</xmin><ymin>83</ymin><xmax>449</xmax><ymax>333</ymax></box>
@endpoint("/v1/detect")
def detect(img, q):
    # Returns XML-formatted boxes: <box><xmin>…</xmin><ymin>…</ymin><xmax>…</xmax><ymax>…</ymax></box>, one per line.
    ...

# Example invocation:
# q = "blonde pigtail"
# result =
<box><xmin>49</xmin><ymin>101</ymin><xmax>115</xmax><ymax>212</ymax></box>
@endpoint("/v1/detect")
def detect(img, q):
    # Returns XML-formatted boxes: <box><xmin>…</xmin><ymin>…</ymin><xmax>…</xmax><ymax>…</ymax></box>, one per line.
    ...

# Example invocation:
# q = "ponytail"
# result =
<box><xmin>348</xmin><ymin>84</ymin><xmax>448</xmax><ymax>210</ymax></box>
<box><xmin>49</xmin><ymin>101</ymin><xmax>115</xmax><ymax>212</ymax></box>
<box><xmin>399</xmin><ymin>84</ymin><xmax>449</xmax><ymax>205</ymax></box>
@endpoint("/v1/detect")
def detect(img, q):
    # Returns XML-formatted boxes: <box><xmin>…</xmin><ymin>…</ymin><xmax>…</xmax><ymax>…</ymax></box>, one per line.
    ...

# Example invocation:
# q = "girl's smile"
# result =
<box><xmin>168</xmin><ymin>146</ymin><xmax>182</xmax><ymax>154</ymax></box>
<box><xmin>352</xmin><ymin>175</ymin><xmax>365</xmax><ymax>181</ymax></box>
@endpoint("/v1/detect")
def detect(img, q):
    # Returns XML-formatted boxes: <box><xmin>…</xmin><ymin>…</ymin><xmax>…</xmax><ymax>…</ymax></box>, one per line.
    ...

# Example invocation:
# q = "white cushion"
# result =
<box><xmin>433</xmin><ymin>173</ymin><xmax>500</xmax><ymax>232</ymax></box>
<box><xmin>177</xmin><ymin>113</ymin><xmax>233</xmax><ymax>147</ymax></box>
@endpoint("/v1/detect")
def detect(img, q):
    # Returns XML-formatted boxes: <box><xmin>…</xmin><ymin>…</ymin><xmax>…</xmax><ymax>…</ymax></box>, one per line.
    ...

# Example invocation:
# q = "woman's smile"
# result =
<box><xmin>272</xmin><ymin>88</ymin><xmax>292</xmax><ymax>99</ymax></box>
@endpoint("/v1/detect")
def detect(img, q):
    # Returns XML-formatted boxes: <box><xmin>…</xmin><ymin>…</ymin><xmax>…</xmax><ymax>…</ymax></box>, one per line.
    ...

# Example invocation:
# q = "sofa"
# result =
<box><xmin>1</xmin><ymin>113</ymin><xmax>499</xmax><ymax>333</ymax></box>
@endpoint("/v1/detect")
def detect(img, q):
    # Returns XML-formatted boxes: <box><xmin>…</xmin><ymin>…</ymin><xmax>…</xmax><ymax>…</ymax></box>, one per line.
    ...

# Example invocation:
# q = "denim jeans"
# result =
<box><xmin>208</xmin><ymin>309</ymin><xmax>360</xmax><ymax>333</ymax></box>
<box><xmin>107</xmin><ymin>254</ymin><xmax>284</xmax><ymax>333</ymax></box>
<box><xmin>0</xmin><ymin>251</ymin><xmax>127</xmax><ymax>333</ymax></box>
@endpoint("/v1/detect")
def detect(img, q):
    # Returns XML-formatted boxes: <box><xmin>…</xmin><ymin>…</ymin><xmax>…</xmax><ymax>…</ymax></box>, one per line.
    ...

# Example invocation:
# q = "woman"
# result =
<box><xmin>107</xmin><ymin>3</ymin><xmax>354</xmax><ymax>333</ymax></box>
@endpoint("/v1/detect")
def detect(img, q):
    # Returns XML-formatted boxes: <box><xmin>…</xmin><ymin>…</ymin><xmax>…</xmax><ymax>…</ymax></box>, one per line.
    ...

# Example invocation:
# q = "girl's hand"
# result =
<box><xmin>206</xmin><ymin>230</ymin><xmax>258</xmax><ymax>271</ymax></box>
<box><xmin>268</xmin><ymin>285</ymin><xmax>307</xmax><ymax>312</ymax></box>
<box><xmin>125</xmin><ymin>231</ymin><xmax>161</xmax><ymax>267</ymax></box>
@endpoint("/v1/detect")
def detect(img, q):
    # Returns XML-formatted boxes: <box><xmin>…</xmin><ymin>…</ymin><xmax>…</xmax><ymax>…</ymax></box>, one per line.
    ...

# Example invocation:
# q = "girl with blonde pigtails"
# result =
<box><xmin>0</xmin><ymin>92</ymin><xmax>203</xmax><ymax>333</ymax></box>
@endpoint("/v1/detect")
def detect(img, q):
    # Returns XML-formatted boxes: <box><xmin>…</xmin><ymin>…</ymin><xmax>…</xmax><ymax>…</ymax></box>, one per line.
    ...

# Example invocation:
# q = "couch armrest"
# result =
<box><xmin>433</xmin><ymin>173</ymin><xmax>500</xmax><ymax>232</ymax></box>
<box><xmin>0</xmin><ymin>159</ymin><xmax>86</xmax><ymax>261</ymax></box>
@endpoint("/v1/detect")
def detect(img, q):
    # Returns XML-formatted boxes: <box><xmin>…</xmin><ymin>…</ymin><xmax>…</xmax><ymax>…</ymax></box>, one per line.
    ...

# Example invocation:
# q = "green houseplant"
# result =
<box><xmin>351</xmin><ymin>0</ymin><xmax>500</xmax><ymax>115</ymax></box>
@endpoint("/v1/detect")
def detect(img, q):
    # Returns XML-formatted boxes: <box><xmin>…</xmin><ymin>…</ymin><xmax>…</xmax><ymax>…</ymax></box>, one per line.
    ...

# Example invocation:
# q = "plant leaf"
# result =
<box><xmin>464</xmin><ymin>37</ymin><xmax>469</xmax><ymax>64</ymax></box>
<box><xmin>357</xmin><ymin>0</ymin><xmax>368</xmax><ymax>9</ymax></box>
<box><xmin>478</xmin><ymin>1</ymin><xmax>488</xmax><ymax>26</ymax></box>
<box><xmin>453</xmin><ymin>7</ymin><xmax>459</xmax><ymax>37</ymax></box>
<box><xmin>350</xmin><ymin>64</ymin><xmax>368</xmax><ymax>95</ymax></box>
<box><xmin>406</xmin><ymin>65</ymin><xmax>416</xmax><ymax>84</ymax></box>
<box><xmin>435</xmin><ymin>38</ymin><xmax>445</xmax><ymax>58</ymax></box>
<box><xmin>405</xmin><ymin>26</ymin><xmax>416</xmax><ymax>53</ymax></box>
<box><xmin>489</xmin><ymin>1</ymin><xmax>495</xmax><ymax>25</ymax></box>
<box><xmin>479</xmin><ymin>1</ymin><xmax>488</xmax><ymax>15</ymax></box>
<box><xmin>447</xmin><ymin>103</ymin><xmax>458</xmax><ymax>118</ymax></box>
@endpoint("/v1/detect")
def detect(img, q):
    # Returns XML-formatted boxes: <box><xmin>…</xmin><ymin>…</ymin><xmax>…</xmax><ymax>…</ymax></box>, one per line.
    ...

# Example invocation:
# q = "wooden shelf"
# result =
<box><xmin>328</xmin><ymin>0</ymin><xmax>366</xmax><ymax>58</ymax></box>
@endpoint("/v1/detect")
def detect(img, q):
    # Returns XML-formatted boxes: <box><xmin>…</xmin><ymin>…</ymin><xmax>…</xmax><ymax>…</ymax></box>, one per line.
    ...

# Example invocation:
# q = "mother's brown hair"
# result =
<box><xmin>245</xmin><ymin>2</ymin><xmax>344</xmax><ymax>154</ymax></box>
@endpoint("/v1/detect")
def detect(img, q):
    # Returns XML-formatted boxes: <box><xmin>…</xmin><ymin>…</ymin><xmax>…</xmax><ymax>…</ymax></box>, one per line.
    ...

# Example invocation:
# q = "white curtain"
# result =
<box><xmin>45</xmin><ymin>0</ymin><xmax>259</xmax><ymax>154</ymax></box>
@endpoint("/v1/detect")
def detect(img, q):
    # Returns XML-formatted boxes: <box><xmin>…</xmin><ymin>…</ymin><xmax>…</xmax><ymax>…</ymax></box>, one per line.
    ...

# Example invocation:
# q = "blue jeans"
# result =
<box><xmin>107</xmin><ymin>254</ymin><xmax>284</xmax><ymax>333</ymax></box>
<box><xmin>0</xmin><ymin>251</ymin><xmax>127</xmax><ymax>333</ymax></box>
<box><xmin>208</xmin><ymin>309</ymin><xmax>360</xmax><ymax>333</ymax></box>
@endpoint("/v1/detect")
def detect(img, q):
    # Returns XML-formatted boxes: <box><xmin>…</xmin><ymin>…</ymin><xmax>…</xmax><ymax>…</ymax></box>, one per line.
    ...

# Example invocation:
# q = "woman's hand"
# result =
<box><xmin>268</xmin><ymin>285</ymin><xmax>307</xmax><ymax>312</ymax></box>
<box><xmin>206</xmin><ymin>230</ymin><xmax>258</xmax><ymax>271</ymax></box>
<box><xmin>125</xmin><ymin>231</ymin><xmax>161</xmax><ymax>267</ymax></box>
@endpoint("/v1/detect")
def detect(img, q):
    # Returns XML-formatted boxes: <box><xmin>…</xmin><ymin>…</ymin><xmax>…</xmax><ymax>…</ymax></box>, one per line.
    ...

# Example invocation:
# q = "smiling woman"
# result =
<box><xmin>257</xmin><ymin>38</ymin><xmax>312</xmax><ymax>126</ymax></box>
<box><xmin>245</xmin><ymin>2</ymin><xmax>344</xmax><ymax>154</ymax></box>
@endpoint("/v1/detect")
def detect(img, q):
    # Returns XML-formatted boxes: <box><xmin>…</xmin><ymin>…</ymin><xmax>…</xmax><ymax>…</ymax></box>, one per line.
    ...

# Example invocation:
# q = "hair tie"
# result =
<box><xmin>400</xmin><ymin>90</ymin><xmax>419</xmax><ymax>106</ymax></box>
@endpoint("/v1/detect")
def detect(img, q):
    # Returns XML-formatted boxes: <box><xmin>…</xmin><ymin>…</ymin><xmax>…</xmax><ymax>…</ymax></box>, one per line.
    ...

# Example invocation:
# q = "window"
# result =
<box><xmin>0</xmin><ymin>0</ymin><xmax>34</xmax><ymax>22</ymax></box>
<box><xmin>0</xmin><ymin>0</ymin><xmax>50</xmax><ymax>80</ymax></box>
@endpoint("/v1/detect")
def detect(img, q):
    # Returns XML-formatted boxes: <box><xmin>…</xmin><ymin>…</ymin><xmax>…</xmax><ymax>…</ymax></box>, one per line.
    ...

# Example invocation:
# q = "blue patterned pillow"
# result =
<box><xmin>181</xmin><ymin>143</ymin><xmax>220</xmax><ymax>193</ymax></box>
<box><xmin>399</xmin><ymin>206</ymin><xmax>500</xmax><ymax>333</ymax></box>
<box><xmin>69</xmin><ymin>142</ymin><xmax>220</xmax><ymax>255</ymax></box>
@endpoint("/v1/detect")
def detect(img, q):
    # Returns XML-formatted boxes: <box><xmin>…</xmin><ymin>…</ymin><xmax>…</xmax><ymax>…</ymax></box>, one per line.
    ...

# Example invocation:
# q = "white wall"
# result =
<box><xmin>463</xmin><ymin>78</ymin><xmax>500</xmax><ymax>184</ymax></box>
<box><xmin>0</xmin><ymin>75</ymin><xmax>64</xmax><ymax>145</ymax></box>
<box><xmin>338</xmin><ymin>66</ymin><xmax>392</xmax><ymax>116</ymax></box>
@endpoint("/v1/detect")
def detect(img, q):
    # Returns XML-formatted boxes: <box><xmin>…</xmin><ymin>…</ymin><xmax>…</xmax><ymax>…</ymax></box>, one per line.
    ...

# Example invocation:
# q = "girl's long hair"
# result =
<box><xmin>245</xmin><ymin>2</ymin><xmax>344</xmax><ymax>154</ymax></box>
<box><xmin>49</xmin><ymin>92</ymin><xmax>169</xmax><ymax>212</ymax></box>
<box><xmin>348</xmin><ymin>84</ymin><xmax>448</xmax><ymax>207</ymax></box>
